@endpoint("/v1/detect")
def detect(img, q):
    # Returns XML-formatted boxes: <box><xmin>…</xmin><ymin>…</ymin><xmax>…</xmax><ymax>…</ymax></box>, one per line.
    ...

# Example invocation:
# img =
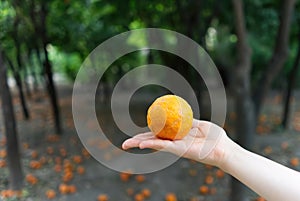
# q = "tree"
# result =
<box><xmin>41</xmin><ymin>2</ymin><xmax>62</xmax><ymax>134</ymax></box>
<box><xmin>282</xmin><ymin>23</ymin><xmax>300</xmax><ymax>128</ymax></box>
<box><xmin>25</xmin><ymin>0</ymin><xmax>62</xmax><ymax>134</ymax></box>
<box><xmin>253</xmin><ymin>0</ymin><xmax>296</xmax><ymax>116</ymax></box>
<box><xmin>0</xmin><ymin>50</ymin><xmax>23</xmax><ymax>190</ymax></box>
<box><xmin>3</xmin><ymin>53</ymin><xmax>30</xmax><ymax>120</ymax></box>
<box><xmin>231</xmin><ymin>0</ymin><xmax>255</xmax><ymax>200</ymax></box>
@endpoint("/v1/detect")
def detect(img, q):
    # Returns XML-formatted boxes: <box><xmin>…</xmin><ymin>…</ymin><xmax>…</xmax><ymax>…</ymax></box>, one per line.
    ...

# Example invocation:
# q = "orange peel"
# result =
<box><xmin>147</xmin><ymin>95</ymin><xmax>193</xmax><ymax>140</ymax></box>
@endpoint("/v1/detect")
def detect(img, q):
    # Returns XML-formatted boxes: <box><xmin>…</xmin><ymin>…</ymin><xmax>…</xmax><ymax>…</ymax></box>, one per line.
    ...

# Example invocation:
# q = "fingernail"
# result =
<box><xmin>139</xmin><ymin>142</ymin><xmax>145</xmax><ymax>149</ymax></box>
<box><xmin>122</xmin><ymin>143</ymin><xmax>127</xmax><ymax>150</ymax></box>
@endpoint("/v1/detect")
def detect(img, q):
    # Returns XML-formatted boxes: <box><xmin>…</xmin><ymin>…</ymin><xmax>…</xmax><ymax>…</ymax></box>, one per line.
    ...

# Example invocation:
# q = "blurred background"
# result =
<box><xmin>0</xmin><ymin>0</ymin><xmax>300</xmax><ymax>201</ymax></box>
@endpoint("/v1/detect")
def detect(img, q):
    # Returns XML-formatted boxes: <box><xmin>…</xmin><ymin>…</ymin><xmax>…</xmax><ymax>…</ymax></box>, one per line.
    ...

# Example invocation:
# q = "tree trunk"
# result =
<box><xmin>282</xmin><ymin>29</ymin><xmax>300</xmax><ymax>128</ymax></box>
<box><xmin>231</xmin><ymin>0</ymin><xmax>255</xmax><ymax>200</ymax></box>
<box><xmin>40</xmin><ymin>2</ymin><xmax>62</xmax><ymax>134</ymax></box>
<box><xmin>43</xmin><ymin>46</ymin><xmax>62</xmax><ymax>134</ymax></box>
<box><xmin>0</xmin><ymin>51</ymin><xmax>23</xmax><ymax>190</ymax></box>
<box><xmin>13</xmin><ymin>67</ymin><xmax>30</xmax><ymax>120</ymax></box>
<box><xmin>11</xmin><ymin>18</ymin><xmax>30</xmax><ymax>120</ymax></box>
<box><xmin>253</xmin><ymin>0</ymin><xmax>296</xmax><ymax>116</ymax></box>
<box><xmin>4</xmin><ymin>55</ymin><xmax>30</xmax><ymax>120</ymax></box>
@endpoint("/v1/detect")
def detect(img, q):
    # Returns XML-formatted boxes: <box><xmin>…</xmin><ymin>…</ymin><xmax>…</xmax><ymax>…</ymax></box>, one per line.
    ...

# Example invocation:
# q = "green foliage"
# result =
<box><xmin>48</xmin><ymin>45</ymin><xmax>82</xmax><ymax>81</ymax></box>
<box><xmin>0</xmin><ymin>0</ymin><xmax>299</xmax><ymax>88</ymax></box>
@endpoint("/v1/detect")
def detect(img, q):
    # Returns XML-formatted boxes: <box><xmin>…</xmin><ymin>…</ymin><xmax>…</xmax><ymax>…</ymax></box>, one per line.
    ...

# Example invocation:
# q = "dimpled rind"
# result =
<box><xmin>147</xmin><ymin>95</ymin><xmax>193</xmax><ymax>140</ymax></box>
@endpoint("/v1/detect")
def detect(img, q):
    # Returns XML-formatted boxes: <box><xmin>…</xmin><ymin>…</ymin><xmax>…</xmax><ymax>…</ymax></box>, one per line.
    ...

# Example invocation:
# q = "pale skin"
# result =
<box><xmin>122</xmin><ymin>119</ymin><xmax>300</xmax><ymax>201</ymax></box>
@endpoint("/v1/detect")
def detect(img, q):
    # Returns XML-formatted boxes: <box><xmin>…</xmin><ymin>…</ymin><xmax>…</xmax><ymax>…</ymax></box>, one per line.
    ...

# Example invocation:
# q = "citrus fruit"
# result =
<box><xmin>147</xmin><ymin>95</ymin><xmax>193</xmax><ymax>140</ymax></box>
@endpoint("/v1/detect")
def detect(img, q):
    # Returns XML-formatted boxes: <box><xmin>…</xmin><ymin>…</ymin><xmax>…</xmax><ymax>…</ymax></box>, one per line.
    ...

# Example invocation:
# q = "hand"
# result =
<box><xmin>122</xmin><ymin>119</ymin><xmax>229</xmax><ymax>167</ymax></box>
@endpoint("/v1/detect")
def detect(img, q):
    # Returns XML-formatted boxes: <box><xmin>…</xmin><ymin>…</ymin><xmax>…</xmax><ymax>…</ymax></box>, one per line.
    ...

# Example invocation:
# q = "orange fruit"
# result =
<box><xmin>135</xmin><ymin>175</ymin><xmax>146</xmax><ymax>183</ymax></box>
<box><xmin>199</xmin><ymin>185</ymin><xmax>209</xmax><ymax>195</ymax></box>
<box><xmin>59</xmin><ymin>184</ymin><xmax>69</xmax><ymax>194</ymax></box>
<box><xmin>77</xmin><ymin>166</ymin><xmax>85</xmax><ymax>175</ymax></box>
<box><xmin>72</xmin><ymin>155</ymin><xmax>83</xmax><ymax>164</ymax></box>
<box><xmin>147</xmin><ymin>95</ymin><xmax>193</xmax><ymax>140</ymax></box>
<box><xmin>165</xmin><ymin>193</ymin><xmax>177</xmax><ymax>201</ymax></box>
<box><xmin>31</xmin><ymin>150</ymin><xmax>38</xmax><ymax>159</ymax></box>
<box><xmin>30</xmin><ymin>160</ymin><xmax>42</xmax><ymax>169</ymax></box>
<box><xmin>68</xmin><ymin>185</ymin><xmax>76</xmax><ymax>193</ymax></box>
<box><xmin>26</xmin><ymin>174</ymin><xmax>38</xmax><ymax>185</ymax></box>
<box><xmin>0</xmin><ymin>149</ymin><xmax>7</xmax><ymax>158</ymax></box>
<box><xmin>134</xmin><ymin>193</ymin><xmax>145</xmax><ymax>201</ymax></box>
<box><xmin>215</xmin><ymin>169</ymin><xmax>225</xmax><ymax>179</ymax></box>
<box><xmin>45</xmin><ymin>189</ymin><xmax>56</xmax><ymax>199</ymax></box>
<box><xmin>255</xmin><ymin>197</ymin><xmax>266</xmax><ymax>201</ymax></box>
<box><xmin>120</xmin><ymin>172</ymin><xmax>132</xmax><ymax>182</ymax></box>
<box><xmin>0</xmin><ymin>159</ymin><xmax>6</xmax><ymax>168</ymax></box>
<box><xmin>62</xmin><ymin>171</ymin><xmax>73</xmax><ymax>182</ymax></box>
<box><xmin>141</xmin><ymin>188</ymin><xmax>151</xmax><ymax>198</ymax></box>
<box><xmin>290</xmin><ymin>157</ymin><xmax>299</xmax><ymax>167</ymax></box>
<box><xmin>97</xmin><ymin>194</ymin><xmax>109</xmax><ymax>201</ymax></box>
<box><xmin>0</xmin><ymin>190</ymin><xmax>21</xmax><ymax>198</ymax></box>
<box><xmin>204</xmin><ymin>175</ymin><xmax>214</xmax><ymax>184</ymax></box>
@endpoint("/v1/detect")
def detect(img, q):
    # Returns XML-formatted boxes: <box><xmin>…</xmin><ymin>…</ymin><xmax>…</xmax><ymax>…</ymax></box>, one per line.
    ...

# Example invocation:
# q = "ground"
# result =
<box><xmin>0</xmin><ymin>84</ymin><xmax>300</xmax><ymax>201</ymax></box>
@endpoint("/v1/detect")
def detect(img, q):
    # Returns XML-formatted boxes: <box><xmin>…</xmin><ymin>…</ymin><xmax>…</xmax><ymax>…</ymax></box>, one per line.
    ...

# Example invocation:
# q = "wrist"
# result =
<box><xmin>217</xmin><ymin>135</ymin><xmax>243</xmax><ymax>172</ymax></box>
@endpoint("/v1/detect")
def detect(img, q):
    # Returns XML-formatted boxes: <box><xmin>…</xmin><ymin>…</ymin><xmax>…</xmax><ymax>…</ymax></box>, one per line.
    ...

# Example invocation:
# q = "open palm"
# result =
<box><xmin>122</xmin><ymin>119</ymin><xmax>227</xmax><ymax>167</ymax></box>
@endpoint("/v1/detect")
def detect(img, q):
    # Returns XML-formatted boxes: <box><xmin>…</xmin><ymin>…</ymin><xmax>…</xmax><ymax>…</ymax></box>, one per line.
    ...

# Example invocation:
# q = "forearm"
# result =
<box><xmin>220</xmin><ymin>138</ymin><xmax>300</xmax><ymax>201</ymax></box>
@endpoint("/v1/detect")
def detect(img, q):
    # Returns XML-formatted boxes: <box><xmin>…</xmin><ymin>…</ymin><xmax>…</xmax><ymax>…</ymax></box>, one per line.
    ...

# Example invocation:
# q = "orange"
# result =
<box><xmin>134</xmin><ymin>193</ymin><xmax>145</xmax><ymax>201</ymax></box>
<box><xmin>31</xmin><ymin>150</ymin><xmax>38</xmax><ymax>159</ymax></box>
<box><xmin>97</xmin><ymin>194</ymin><xmax>108</xmax><ymax>201</ymax></box>
<box><xmin>0</xmin><ymin>149</ymin><xmax>7</xmax><ymax>158</ymax></box>
<box><xmin>68</xmin><ymin>185</ymin><xmax>76</xmax><ymax>194</ymax></box>
<box><xmin>72</xmin><ymin>155</ymin><xmax>83</xmax><ymax>164</ymax></box>
<box><xmin>30</xmin><ymin>160</ymin><xmax>42</xmax><ymax>169</ymax></box>
<box><xmin>204</xmin><ymin>175</ymin><xmax>214</xmax><ymax>184</ymax></box>
<box><xmin>26</xmin><ymin>174</ymin><xmax>38</xmax><ymax>185</ymax></box>
<box><xmin>141</xmin><ymin>188</ymin><xmax>151</xmax><ymax>198</ymax></box>
<box><xmin>77</xmin><ymin>166</ymin><xmax>85</xmax><ymax>175</ymax></box>
<box><xmin>0</xmin><ymin>159</ymin><xmax>6</xmax><ymax>168</ymax></box>
<box><xmin>45</xmin><ymin>189</ymin><xmax>56</xmax><ymax>199</ymax></box>
<box><xmin>147</xmin><ymin>95</ymin><xmax>193</xmax><ymax>140</ymax></box>
<box><xmin>255</xmin><ymin>197</ymin><xmax>266</xmax><ymax>201</ymax></box>
<box><xmin>135</xmin><ymin>175</ymin><xmax>146</xmax><ymax>183</ymax></box>
<box><xmin>290</xmin><ymin>157</ymin><xmax>299</xmax><ymax>167</ymax></box>
<box><xmin>199</xmin><ymin>185</ymin><xmax>209</xmax><ymax>195</ymax></box>
<box><xmin>215</xmin><ymin>169</ymin><xmax>225</xmax><ymax>179</ymax></box>
<box><xmin>59</xmin><ymin>184</ymin><xmax>69</xmax><ymax>194</ymax></box>
<box><xmin>165</xmin><ymin>193</ymin><xmax>177</xmax><ymax>201</ymax></box>
<box><xmin>120</xmin><ymin>172</ymin><xmax>132</xmax><ymax>182</ymax></box>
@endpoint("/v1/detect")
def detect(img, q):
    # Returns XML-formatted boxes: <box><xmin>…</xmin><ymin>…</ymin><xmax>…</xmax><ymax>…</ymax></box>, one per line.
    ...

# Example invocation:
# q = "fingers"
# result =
<box><xmin>193</xmin><ymin>119</ymin><xmax>211</xmax><ymax>129</ymax></box>
<box><xmin>192</xmin><ymin>119</ymin><xmax>225</xmax><ymax>137</ymax></box>
<box><xmin>122</xmin><ymin>132</ymin><xmax>155</xmax><ymax>150</ymax></box>
<box><xmin>122</xmin><ymin>132</ymin><xmax>174</xmax><ymax>151</ymax></box>
<box><xmin>139</xmin><ymin>139</ymin><xmax>172</xmax><ymax>150</ymax></box>
<box><xmin>122</xmin><ymin>138</ymin><xmax>142</xmax><ymax>150</ymax></box>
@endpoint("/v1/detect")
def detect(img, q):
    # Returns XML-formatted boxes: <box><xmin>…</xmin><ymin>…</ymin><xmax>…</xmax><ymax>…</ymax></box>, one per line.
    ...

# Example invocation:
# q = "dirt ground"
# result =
<box><xmin>0</xmin><ymin>84</ymin><xmax>300</xmax><ymax>201</ymax></box>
